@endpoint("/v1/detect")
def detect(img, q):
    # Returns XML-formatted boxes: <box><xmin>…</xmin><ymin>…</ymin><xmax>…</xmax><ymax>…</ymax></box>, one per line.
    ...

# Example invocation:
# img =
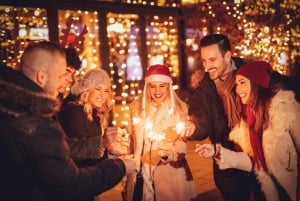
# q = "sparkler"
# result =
<box><xmin>135</xmin><ymin>117</ymin><xmax>185</xmax><ymax>143</ymax></box>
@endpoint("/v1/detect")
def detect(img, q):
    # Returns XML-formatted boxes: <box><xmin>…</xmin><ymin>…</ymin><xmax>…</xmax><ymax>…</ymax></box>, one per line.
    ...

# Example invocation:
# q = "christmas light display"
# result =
<box><xmin>0</xmin><ymin>0</ymin><xmax>299</xmax><ymax>127</ymax></box>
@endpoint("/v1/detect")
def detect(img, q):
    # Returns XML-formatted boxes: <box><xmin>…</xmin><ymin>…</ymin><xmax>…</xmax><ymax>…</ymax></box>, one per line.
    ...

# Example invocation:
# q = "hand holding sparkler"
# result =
<box><xmin>177</xmin><ymin>120</ymin><xmax>196</xmax><ymax>137</ymax></box>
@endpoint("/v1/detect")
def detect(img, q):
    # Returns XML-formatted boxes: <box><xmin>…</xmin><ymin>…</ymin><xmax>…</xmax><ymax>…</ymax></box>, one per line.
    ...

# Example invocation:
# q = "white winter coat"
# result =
<box><xmin>229</xmin><ymin>90</ymin><xmax>300</xmax><ymax>201</ymax></box>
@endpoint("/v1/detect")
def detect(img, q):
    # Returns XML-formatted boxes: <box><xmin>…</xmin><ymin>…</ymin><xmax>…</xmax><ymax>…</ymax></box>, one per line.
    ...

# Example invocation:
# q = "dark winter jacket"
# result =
<box><xmin>188</xmin><ymin>72</ymin><xmax>230</xmax><ymax>145</ymax></box>
<box><xmin>187</xmin><ymin>59</ymin><xmax>253</xmax><ymax>201</ymax></box>
<box><xmin>58</xmin><ymin>103</ymin><xmax>104</xmax><ymax>164</ymax></box>
<box><xmin>0</xmin><ymin>64</ymin><xmax>125</xmax><ymax>201</ymax></box>
<box><xmin>188</xmin><ymin>57</ymin><xmax>245</xmax><ymax>144</ymax></box>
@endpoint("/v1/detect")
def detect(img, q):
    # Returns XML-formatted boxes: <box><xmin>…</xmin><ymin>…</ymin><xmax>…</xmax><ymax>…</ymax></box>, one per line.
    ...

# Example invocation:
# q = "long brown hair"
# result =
<box><xmin>237</xmin><ymin>83</ymin><xmax>275</xmax><ymax>132</ymax></box>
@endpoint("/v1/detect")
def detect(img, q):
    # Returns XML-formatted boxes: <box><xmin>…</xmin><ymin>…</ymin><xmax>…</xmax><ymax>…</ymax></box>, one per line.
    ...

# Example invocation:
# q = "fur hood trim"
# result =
<box><xmin>190</xmin><ymin>69</ymin><xmax>205</xmax><ymax>89</ymax></box>
<box><xmin>256</xmin><ymin>170</ymin><xmax>279</xmax><ymax>201</ymax></box>
<box><xmin>0</xmin><ymin>76</ymin><xmax>61</xmax><ymax>118</ymax></box>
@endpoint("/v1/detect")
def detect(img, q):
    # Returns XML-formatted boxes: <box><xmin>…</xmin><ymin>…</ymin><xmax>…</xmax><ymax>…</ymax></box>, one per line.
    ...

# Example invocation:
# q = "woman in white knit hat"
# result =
<box><xmin>58</xmin><ymin>69</ymin><xmax>130</xmax><ymax>201</ymax></box>
<box><xmin>128</xmin><ymin>64</ymin><xmax>197</xmax><ymax>201</ymax></box>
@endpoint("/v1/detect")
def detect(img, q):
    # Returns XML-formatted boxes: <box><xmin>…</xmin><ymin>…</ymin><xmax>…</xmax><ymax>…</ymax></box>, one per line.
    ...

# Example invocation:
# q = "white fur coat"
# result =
<box><xmin>229</xmin><ymin>90</ymin><xmax>300</xmax><ymax>201</ymax></box>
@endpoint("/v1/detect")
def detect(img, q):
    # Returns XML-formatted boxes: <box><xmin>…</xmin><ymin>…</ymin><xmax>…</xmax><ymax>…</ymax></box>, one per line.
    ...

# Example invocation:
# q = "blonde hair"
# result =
<box><xmin>72</xmin><ymin>69</ymin><xmax>113</xmax><ymax>129</ymax></box>
<box><xmin>131</xmin><ymin>83</ymin><xmax>188</xmax><ymax>119</ymax></box>
<box><xmin>77</xmin><ymin>86</ymin><xmax>113</xmax><ymax>129</ymax></box>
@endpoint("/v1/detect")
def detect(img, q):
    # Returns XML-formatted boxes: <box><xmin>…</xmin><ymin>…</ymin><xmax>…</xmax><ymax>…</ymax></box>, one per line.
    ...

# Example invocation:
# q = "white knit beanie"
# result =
<box><xmin>71</xmin><ymin>69</ymin><xmax>111</xmax><ymax>96</ymax></box>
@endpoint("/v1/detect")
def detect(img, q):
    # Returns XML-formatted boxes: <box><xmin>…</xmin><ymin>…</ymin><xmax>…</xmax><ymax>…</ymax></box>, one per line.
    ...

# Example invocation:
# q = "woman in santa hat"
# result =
<box><xmin>128</xmin><ymin>64</ymin><xmax>197</xmax><ymax>201</ymax></box>
<box><xmin>196</xmin><ymin>61</ymin><xmax>300</xmax><ymax>201</ymax></box>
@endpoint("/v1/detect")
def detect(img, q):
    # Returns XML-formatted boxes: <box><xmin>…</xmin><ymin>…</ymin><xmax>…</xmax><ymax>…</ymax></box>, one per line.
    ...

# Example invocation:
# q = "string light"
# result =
<box><xmin>184</xmin><ymin>0</ymin><xmax>299</xmax><ymax>74</ymax></box>
<box><xmin>0</xmin><ymin>1</ymin><xmax>298</xmax><ymax>126</ymax></box>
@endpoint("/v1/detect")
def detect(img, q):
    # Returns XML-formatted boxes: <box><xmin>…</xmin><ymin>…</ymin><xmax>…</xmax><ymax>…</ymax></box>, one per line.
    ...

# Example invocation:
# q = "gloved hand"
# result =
<box><xmin>216</xmin><ymin>145</ymin><xmax>253</xmax><ymax>172</ymax></box>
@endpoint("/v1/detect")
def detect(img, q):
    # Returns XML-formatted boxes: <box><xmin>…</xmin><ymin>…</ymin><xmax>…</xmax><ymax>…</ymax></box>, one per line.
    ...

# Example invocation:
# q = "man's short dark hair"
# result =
<box><xmin>200</xmin><ymin>34</ymin><xmax>231</xmax><ymax>56</ymax></box>
<box><xmin>63</xmin><ymin>47</ymin><xmax>81</xmax><ymax>70</ymax></box>
<box><xmin>25</xmin><ymin>40</ymin><xmax>64</xmax><ymax>52</ymax></box>
<box><xmin>20</xmin><ymin>40</ymin><xmax>65</xmax><ymax>68</ymax></box>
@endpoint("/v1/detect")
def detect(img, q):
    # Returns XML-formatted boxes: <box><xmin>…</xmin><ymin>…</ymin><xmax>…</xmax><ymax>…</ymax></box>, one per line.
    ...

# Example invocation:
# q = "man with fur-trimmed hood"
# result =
<box><xmin>0</xmin><ymin>41</ymin><xmax>135</xmax><ymax>201</ymax></box>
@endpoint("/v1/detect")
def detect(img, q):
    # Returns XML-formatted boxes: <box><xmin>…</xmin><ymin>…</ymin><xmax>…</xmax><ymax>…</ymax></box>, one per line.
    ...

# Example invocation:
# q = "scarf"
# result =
<box><xmin>216</xmin><ymin>70</ymin><xmax>240</xmax><ymax>128</ymax></box>
<box><xmin>245</xmin><ymin>105</ymin><xmax>267</xmax><ymax>171</ymax></box>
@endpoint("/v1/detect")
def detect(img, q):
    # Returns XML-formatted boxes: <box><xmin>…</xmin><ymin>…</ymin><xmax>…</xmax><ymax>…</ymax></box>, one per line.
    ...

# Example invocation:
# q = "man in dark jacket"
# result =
<box><xmin>188</xmin><ymin>34</ymin><xmax>252</xmax><ymax>201</ymax></box>
<box><xmin>188</xmin><ymin>33</ymin><xmax>298</xmax><ymax>201</ymax></box>
<box><xmin>0</xmin><ymin>41</ymin><xmax>135</xmax><ymax>201</ymax></box>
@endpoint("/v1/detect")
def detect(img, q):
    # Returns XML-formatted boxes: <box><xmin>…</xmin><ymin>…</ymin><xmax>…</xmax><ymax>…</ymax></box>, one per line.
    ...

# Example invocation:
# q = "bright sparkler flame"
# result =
<box><xmin>143</xmin><ymin>120</ymin><xmax>185</xmax><ymax>142</ymax></box>
<box><xmin>133</xmin><ymin>117</ymin><xmax>141</xmax><ymax>124</ymax></box>
<box><xmin>144</xmin><ymin>121</ymin><xmax>153</xmax><ymax>130</ymax></box>
<box><xmin>147</xmin><ymin>131</ymin><xmax>166</xmax><ymax>142</ymax></box>
<box><xmin>176</xmin><ymin>122</ymin><xmax>185</xmax><ymax>134</ymax></box>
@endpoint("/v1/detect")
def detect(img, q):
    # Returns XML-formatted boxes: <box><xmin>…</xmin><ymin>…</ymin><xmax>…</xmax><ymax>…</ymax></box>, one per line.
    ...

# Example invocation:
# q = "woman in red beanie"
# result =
<box><xmin>196</xmin><ymin>61</ymin><xmax>300</xmax><ymax>201</ymax></box>
<box><xmin>128</xmin><ymin>64</ymin><xmax>197</xmax><ymax>201</ymax></box>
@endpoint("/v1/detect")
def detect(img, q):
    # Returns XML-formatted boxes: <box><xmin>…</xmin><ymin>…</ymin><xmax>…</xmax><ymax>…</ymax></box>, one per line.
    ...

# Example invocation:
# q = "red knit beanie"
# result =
<box><xmin>236</xmin><ymin>61</ymin><xmax>273</xmax><ymax>88</ymax></box>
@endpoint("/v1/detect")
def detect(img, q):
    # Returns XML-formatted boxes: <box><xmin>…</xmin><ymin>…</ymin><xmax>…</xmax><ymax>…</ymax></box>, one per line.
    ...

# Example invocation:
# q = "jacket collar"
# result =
<box><xmin>0</xmin><ymin>64</ymin><xmax>61</xmax><ymax>118</ymax></box>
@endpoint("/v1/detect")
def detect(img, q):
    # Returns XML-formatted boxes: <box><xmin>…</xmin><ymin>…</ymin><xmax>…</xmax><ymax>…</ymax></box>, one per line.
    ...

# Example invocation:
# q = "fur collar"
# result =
<box><xmin>0</xmin><ymin>65</ymin><xmax>61</xmax><ymax>118</ymax></box>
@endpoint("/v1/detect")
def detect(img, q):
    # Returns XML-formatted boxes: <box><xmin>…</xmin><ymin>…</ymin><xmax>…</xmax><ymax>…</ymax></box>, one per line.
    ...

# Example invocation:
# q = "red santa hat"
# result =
<box><xmin>236</xmin><ymin>61</ymin><xmax>273</xmax><ymax>88</ymax></box>
<box><xmin>142</xmin><ymin>64</ymin><xmax>175</xmax><ymax>111</ymax></box>
<box><xmin>145</xmin><ymin>64</ymin><xmax>172</xmax><ymax>84</ymax></box>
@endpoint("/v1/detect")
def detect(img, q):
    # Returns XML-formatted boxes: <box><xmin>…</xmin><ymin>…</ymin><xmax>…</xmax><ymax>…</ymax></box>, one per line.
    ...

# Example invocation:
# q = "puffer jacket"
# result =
<box><xmin>0</xmin><ymin>64</ymin><xmax>125</xmax><ymax>201</ymax></box>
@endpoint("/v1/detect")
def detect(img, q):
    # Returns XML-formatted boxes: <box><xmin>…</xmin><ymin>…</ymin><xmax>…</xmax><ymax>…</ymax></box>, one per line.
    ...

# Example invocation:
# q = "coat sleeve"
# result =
<box><xmin>286</xmin><ymin>96</ymin><xmax>300</xmax><ymax>151</ymax></box>
<box><xmin>272</xmin><ymin>90</ymin><xmax>300</xmax><ymax>152</ymax></box>
<box><xmin>22</xmin><ymin>120</ymin><xmax>125</xmax><ymax>200</ymax></box>
<box><xmin>188</xmin><ymin>86</ymin><xmax>212</xmax><ymax>141</ymax></box>
<box><xmin>58</xmin><ymin>103</ymin><xmax>97</xmax><ymax>138</ymax></box>
<box><xmin>188</xmin><ymin>74</ymin><xmax>229</xmax><ymax>144</ymax></box>
<box><xmin>290</xmin><ymin>112</ymin><xmax>300</xmax><ymax>152</ymax></box>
